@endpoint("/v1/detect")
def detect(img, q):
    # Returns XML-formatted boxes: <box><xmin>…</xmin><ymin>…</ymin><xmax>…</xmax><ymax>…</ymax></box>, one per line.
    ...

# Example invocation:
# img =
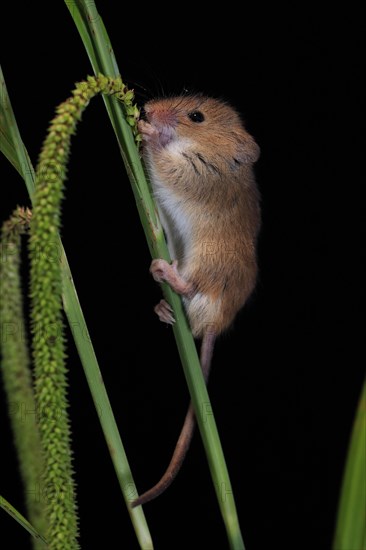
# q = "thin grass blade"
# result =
<box><xmin>333</xmin><ymin>379</ymin><xmax>366</xmax><ymax>550</ymax></box>
<box><xmin>0</xmin><ymin>495</ymin><xmax>47</xmax><ymax>546</ymax></box>
<box><xmin>0</xmin><ymin>65</ymin><xmax>35</xmax><ymax>197</ymax></box>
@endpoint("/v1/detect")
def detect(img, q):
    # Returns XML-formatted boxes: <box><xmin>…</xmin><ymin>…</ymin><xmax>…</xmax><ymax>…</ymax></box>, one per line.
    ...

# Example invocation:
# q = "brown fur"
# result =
<box><xmin>132</xmin><ymin>95</ymin><xmax>260</xmax><ymax>507</ymax></box>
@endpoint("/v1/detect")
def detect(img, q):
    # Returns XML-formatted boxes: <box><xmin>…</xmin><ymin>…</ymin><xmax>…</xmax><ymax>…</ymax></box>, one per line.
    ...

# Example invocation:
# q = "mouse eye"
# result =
<box><xmin>188</xmin><ymin>111</ymin><xmax>205</xmax><ymax>123</ymax></box>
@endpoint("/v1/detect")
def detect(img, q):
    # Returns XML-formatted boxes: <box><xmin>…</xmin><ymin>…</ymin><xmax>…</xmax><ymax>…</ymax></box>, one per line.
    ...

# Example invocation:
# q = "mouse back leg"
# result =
<box><xmin>150</xmin><ymin>258</ymin><xmax>194</xmax><ymax>324</ymax></box>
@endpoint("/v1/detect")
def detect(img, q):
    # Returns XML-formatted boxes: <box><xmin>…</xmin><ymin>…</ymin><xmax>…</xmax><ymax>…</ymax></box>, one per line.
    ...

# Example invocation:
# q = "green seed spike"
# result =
<box><xmin>0</xmin><ymin>207</ymin><xmax>48</xmax><ymax>550</ymax></box>
<box><xmin>29</xmin><ymin>75</ymin><xmax>139</xmax><ymax>549</ymax></box>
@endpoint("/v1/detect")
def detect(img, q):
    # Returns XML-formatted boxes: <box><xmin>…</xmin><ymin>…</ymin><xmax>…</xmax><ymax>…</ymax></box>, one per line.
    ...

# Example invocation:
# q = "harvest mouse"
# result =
<box><xmin>131</xmin><ymin>94</ymin><xmax>261</xmax><ymax>508</ymax></box>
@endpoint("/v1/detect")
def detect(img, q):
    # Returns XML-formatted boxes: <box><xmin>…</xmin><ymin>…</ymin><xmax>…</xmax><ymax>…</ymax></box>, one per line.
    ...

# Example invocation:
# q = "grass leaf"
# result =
<box><xmin>0</xmin><ymin>494</ymin><xmax>47</xmax><ymax>546</ymax></box>
<box><xmin>0</xmin><ymin>65</ymin><xmax>35</xmax><ymax>197</ymax></box>
<box><xmin>333</xmin><ymin>379</ymin><xmax>366</xmax><ymax>550</ymax></box>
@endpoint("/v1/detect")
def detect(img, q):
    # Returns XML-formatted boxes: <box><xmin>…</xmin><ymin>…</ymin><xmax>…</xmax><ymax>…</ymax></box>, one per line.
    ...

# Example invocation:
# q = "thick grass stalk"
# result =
<box><xmin>29</xmin><ymin>75</ymin><xmax>137</xmax><ymax>549</ymax></box>
<box><xmin>67</xmin><ymin>3</ymin><xmax>245</xmax><ymax>548</ymax></box>
<box><xmin>0</xmin><ymin>207</ymin><xmax>47</xmax><ymax>549</ymax></box>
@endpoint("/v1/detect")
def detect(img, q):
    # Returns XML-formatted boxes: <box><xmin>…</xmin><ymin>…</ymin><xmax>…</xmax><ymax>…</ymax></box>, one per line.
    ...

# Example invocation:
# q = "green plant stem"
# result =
<box><xmin>67</xmin><ymin>3</ymin><xmax>245</xmax><ymax>547</ymax></box>
<box><xmin>0</xmin><ymin>208</ymin><xmax>48</xmax><ymax>550</ymax></box>
<box><xmin>59</xmin><ymin>241</ymin><xmax>153</xmax><ymax>549</ymax></box>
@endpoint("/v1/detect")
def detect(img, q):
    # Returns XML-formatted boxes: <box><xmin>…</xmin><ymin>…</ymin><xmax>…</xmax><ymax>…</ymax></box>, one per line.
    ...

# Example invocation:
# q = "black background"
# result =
<box><xmin>0</xmin><ymin>3</ymin><xmax>363</xmax><ymax>549</ymax></box>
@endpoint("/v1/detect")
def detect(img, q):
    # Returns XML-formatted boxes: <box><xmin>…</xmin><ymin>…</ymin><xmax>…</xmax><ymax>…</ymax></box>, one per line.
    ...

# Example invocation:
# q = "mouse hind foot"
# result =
<box><xmin>154</xmin><ymin>299</ymin><xmax>175</xmax><ymax>325</ymax></box>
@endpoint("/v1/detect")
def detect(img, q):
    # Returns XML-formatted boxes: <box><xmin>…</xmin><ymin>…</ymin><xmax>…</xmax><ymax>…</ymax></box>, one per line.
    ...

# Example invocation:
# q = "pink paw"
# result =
<box><xmin>138</xmin><ymin>119</ymin><xmax>158</xmax><ymax>142</ymax></box>
<box><xmin>154</xmin><ymin>299</ymin><xmax>175</xmax><ymax>325</ymax></box>
<box><xmin>150</xmin><ymin>259</ymin><xmax>192</xmax><ymax>296</ymax></box>
<box><xmin>150</xmin><ymin>259</ymin><xmax>174</xmax><ymax>283</ymax></box>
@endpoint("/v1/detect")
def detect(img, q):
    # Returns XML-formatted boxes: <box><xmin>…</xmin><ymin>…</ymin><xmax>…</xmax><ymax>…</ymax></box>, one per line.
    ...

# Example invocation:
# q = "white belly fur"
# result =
<box><xmin>184</xmin><ymin>292</ymin><xmax>222</xmax><ymax>337</ymax></box>
<box><xmin>148</xmin><ymin>166</ymin><xmax>219</xmax><ymax>336</ymax></box>
<box><xmin>150</xmin><ymin>173</ymin><xmax>192</xmax><ymax>262</ymax></box>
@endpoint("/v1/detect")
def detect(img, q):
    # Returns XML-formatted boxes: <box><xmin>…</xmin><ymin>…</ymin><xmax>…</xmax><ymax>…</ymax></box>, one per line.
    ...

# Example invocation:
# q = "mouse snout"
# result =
<box><xmin>145</xmin><ymin>106</ymin><xmax>177</xmax><ymax>129</ymax></box>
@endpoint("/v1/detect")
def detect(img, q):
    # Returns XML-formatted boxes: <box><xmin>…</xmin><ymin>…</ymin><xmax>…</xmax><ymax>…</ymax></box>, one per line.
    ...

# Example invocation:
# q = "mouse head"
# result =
<box><xmin>141</xmin><ymin>95</ymin><xmax>260</xmax><ymax>164</ymax></box>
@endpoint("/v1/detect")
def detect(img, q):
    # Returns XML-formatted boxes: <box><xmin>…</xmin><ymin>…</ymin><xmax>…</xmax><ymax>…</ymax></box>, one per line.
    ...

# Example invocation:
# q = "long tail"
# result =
<box><xmin>131</xmin><ymin>331</ymin><xmax>216</xmax><ymax>508</ymax></box>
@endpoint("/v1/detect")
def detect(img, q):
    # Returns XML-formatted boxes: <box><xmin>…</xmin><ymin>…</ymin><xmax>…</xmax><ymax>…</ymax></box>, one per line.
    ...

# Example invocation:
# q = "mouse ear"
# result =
<box><xmin>235</xmin><ymin>132</ymin><xmax>260</xmax><ymax>164</ymax></box>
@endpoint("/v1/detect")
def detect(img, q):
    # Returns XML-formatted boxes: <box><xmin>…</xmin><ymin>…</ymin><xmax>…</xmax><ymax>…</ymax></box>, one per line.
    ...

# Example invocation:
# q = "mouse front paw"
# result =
<box><xmin>138</xmin><ymin>119</ymin><xmax>158</xmax><ymax>142</ymax></box>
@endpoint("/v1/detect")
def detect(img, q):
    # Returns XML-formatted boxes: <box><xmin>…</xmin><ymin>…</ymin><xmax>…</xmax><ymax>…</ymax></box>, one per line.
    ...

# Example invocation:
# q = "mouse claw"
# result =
<box><xmin>154</xmin><ymin>299</ymin><xmax>175</xmax><ymax>325</ymax></box>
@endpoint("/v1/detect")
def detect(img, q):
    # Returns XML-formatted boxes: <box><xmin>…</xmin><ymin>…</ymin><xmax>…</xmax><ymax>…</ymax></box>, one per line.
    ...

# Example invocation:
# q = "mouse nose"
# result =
<box><xmin>147</xmin><ymin>107</ymin><xmax>177</xmax><ymax>128</ymax></box>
